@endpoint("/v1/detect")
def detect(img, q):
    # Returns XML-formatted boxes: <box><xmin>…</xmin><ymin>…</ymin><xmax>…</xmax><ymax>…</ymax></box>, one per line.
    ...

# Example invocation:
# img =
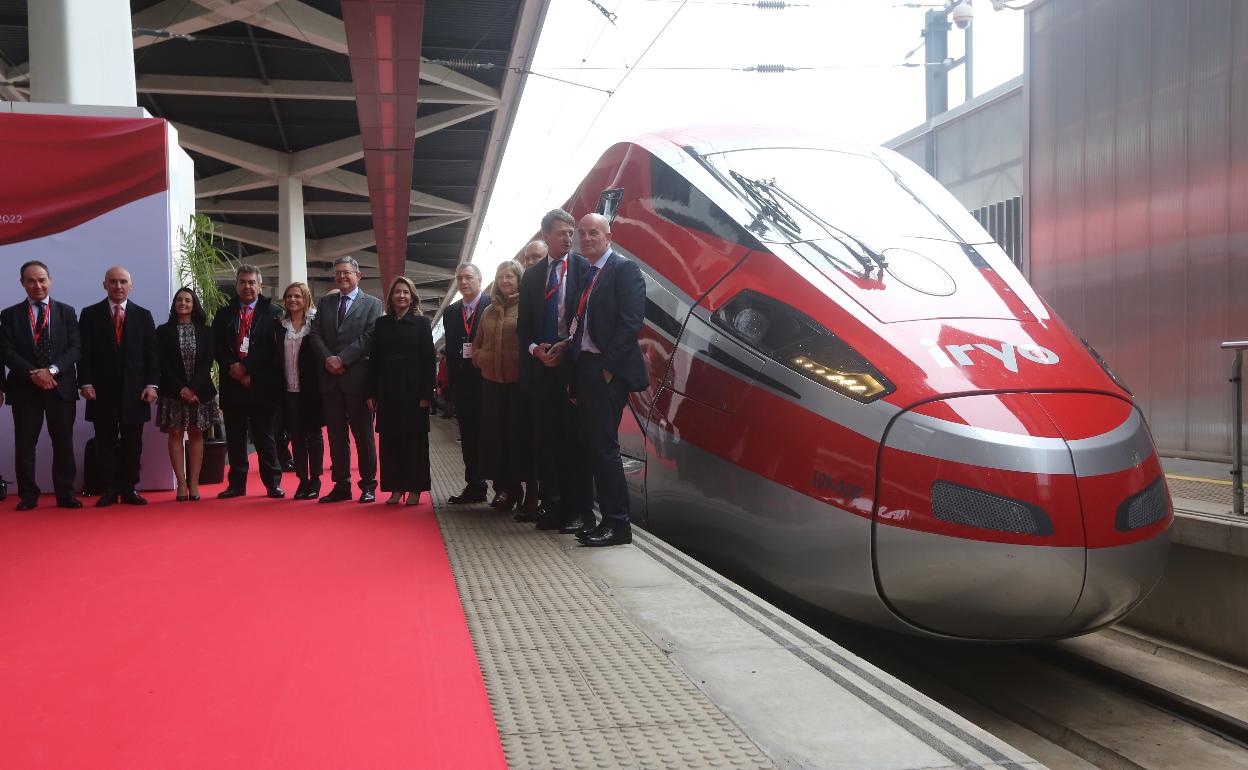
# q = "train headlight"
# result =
<box><xmin>712</xmin><ymin>290</ymin><xmax>895</xmax><ymax>403</ymax></box>
<box><xmin>793</xmin><ymin>356</ymin><xmax>888</xmax><ymax>400</ymax></box>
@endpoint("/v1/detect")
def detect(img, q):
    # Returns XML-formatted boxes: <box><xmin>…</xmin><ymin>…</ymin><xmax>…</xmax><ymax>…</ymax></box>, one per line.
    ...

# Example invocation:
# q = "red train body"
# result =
<box><xmin>557</xmin><ymin>127</ymin><xmax>1170</xmax><ymax>640</ymax></box>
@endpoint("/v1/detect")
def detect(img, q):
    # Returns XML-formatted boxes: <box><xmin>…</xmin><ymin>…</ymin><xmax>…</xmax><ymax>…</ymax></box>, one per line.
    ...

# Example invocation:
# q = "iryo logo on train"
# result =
<box><xmin>920</xmin><ymin>338</ymin><xmax>1060</xmax><ymax>373</ymax></box>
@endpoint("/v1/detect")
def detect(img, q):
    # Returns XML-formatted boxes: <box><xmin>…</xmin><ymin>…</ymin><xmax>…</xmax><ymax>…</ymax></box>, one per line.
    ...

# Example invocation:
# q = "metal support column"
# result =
<box><xmin>1222</xmin><ymin>340</ymin><xmax>1248</xmax><ymax>516</ymax></box>
<box><xmin>924</xmin><ymin>9</ymin><xmax>949</xmax><ymax>121</ymax></box>
<box><xmin>278</xmin><ymin>177</ymin><xmax>308</xmax><ymax>291</ymax></box>
<box><xmin>28</xmin><ymin>0</ymin><xmax>137</xmax><ymax>106</ymax></box>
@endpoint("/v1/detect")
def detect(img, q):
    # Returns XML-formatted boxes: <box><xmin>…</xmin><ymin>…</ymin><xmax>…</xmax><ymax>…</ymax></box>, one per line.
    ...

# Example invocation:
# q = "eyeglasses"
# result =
<box><xmin>333</xmin><ymin>270</ymin><xmax>356</xmax><ymax>277</ymax></box>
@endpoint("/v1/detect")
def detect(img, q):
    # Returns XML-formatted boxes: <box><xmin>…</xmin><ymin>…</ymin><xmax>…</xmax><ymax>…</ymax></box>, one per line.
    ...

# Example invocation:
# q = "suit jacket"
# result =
<box><xmin>517</xmin><ymin>252</ymin><xmax>590</xmax><ymax>392</ymax></box>
<box><xmin>444</xmin><ymin>294</ymin><xmax>491</xmax><ymax>392</ymax></box>
<box><xmin>156</xmin><ymin>320</ymin><xmax>216</xmax><ymax>404</ymax></box>
<box><xmin>576</xmin><ymin>252</ymin><xmax>648</xmax><ymax>392</ymax></box>
<box><xmin>306</xmin><ymin>289</ymin><xmax>383</xmax><ymax>395</ymax></box>
<box><xmin>211</xmin><ymin>295</ymin><xmax>283</xmax><ymax>408</ymax></box>
<box><xmin>0</xmin><ymin>297</ymin><xmax>81</xmax><ymax>404</ymax></box>
<box><xmin>78</xmin><ymin>299</ymin><xmax>159</xmax><ymax>424</ymax></box>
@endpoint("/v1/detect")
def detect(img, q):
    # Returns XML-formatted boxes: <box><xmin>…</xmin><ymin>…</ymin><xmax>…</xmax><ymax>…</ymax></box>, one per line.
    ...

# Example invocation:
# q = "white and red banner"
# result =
<box><xmin>0</xmin><ymin>110</ymin><xmax>195</xmax><ymax>491</ymax></box>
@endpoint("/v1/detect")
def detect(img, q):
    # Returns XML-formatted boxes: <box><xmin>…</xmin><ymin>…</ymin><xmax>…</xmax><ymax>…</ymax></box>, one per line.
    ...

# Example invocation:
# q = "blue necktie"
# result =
<box><xmin>571</xmin><ymin>266</ymin><xmax>599</xmax><ymax>359</ymax></box>
<box><xmin>543</xmin><ymin>259</ymin><xmax>564</xmax><ymax>342</ymax></box>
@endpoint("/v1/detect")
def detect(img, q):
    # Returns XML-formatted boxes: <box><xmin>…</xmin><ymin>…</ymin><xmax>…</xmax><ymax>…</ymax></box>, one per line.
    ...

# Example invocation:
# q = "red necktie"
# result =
<box><xmin>112</xmin><ymin>304</ymin><xmax>124</xmax><ymax>344</ymax></box>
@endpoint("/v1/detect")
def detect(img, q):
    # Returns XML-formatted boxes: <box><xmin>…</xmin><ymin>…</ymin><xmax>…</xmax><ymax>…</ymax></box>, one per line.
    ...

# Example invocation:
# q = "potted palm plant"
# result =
<box><xmin>176</xmin><ymin>214</ymin><xmax>233</xmax><ymax>484</ymax></box>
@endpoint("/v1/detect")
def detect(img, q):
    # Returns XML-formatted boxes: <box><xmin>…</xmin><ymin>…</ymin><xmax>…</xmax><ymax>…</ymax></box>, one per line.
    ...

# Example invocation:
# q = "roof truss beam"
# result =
<box><xmin>207</xmin><ymin>215</ymin><xmax>468</xmax><ymax>260</ymax></box>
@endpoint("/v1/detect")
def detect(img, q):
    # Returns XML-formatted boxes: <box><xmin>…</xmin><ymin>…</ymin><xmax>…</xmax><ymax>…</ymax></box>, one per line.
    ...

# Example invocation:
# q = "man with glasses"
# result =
<box><xmin>213</xmin><ymin>265</ymin><xmax>285</xmax><ymax>499</ymax></box>
<box><xmin>308</xmin><ymin>256</ymin><xmax>383</xmax><ymax>503</ymax></box>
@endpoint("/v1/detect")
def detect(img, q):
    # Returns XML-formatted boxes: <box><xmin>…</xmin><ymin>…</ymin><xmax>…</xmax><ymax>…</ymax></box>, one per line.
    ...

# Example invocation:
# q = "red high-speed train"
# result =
<box><xmin>557</xmin><ymin>127</ymin><xmax>1171</xmax><ymax>641</ymax></box>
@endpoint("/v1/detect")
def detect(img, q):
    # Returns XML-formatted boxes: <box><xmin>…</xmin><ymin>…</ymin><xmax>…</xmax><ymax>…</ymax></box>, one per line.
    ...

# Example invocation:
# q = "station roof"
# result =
<box><xmin>0</xmin><ymin>0</ymin><xmax>548</xmax><ymax>309</ymax></box>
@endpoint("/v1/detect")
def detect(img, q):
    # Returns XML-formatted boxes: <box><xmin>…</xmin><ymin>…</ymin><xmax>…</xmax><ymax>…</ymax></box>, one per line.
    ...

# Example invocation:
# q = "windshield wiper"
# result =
<box><xmin>729</xmin><ymin>170</ymin><xmax>802</xmax><ymax>237</ymax></box>
<box><xmin>759</xmin><ymin>179</ymin><xmax>889</xmax><ymax>276</ymax></box>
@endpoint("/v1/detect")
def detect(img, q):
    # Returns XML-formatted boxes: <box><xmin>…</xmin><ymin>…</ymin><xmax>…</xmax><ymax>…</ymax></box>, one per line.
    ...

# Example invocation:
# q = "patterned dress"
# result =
<box><xmin>156</xmin><ymin>322</ymin><xmax>220</xmax><ymax>432</ymax></box>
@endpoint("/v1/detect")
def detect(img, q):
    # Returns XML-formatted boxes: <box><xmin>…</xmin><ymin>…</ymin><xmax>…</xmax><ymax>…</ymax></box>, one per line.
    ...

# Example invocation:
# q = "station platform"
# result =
<box><xmin>428</xmin><ymin>418</ymin><xmax>1039</xmax><ymax>770</ymax></box>
<box><xmin>0</xmin><ymin>418</ymin><xmax>1041</xmax><ymax>770</ymax></box>
<box><xmin>1162</xmin><ymin>456</ymin><xmax>1243</xmax><ymax>517</ymax></box>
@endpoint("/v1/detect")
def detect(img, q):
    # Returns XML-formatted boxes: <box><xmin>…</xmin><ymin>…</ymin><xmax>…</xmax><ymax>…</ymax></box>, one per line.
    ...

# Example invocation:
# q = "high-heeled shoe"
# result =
<box><xmin>385</xmin><ymin>492</ymin><xmax>405</xmax><ymax>505</ymax></box>
<box><xmin>176</xmin><ymin>485</ymin><xmax>189</xmax><ymax>503</ymax></box>
<box><xmin>493</xmin><ymin>486</ymin><xmax>523</xmax><ymax>512</ymax></box>
<box><xmin>406</xmin><ymin>491</ymin><xmax>423</xmax><ymax>506</ymax></box>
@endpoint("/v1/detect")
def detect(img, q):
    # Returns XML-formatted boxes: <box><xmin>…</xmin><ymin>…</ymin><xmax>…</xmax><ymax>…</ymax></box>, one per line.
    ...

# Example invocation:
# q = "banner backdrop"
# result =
<box><xmin>0</xmin><ymin>111</ymin><xmax>195</xmax><ymax>492</ymax></box>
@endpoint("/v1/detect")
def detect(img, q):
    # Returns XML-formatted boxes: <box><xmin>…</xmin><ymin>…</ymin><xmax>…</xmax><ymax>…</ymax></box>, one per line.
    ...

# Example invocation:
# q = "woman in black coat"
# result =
<box><xmin>278</xmin><ymin>281</ymin><xmax>327</xmax><ymax>500</ymax></box>
<box><xmin>367</xmin><ymin>276</ymin><xmax>436</xmax><ymax>505</ymax></box>
<box><xmin>155</xmin><ymin>287</ymin><xmax>218</xmax><ymax>501</ymax></box>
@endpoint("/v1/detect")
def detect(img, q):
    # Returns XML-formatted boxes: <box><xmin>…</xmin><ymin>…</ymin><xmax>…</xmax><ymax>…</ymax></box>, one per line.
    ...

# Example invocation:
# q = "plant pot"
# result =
<box><xmin>199</xmin><ymin>440</ymin><xmax>228</xmax><ymax>485</ymax></box>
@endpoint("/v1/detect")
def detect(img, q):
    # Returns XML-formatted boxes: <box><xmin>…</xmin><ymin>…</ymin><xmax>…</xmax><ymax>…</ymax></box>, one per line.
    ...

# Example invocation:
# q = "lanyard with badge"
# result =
<box><xmin>28</xmin><ymin>299</ymin><xmax>49</xmax><ymax>347</ymax></box>
<box><xmin>567</xmin><ymin>267</ymin><xmax>603</xmax><ymax>340</ymax></box>
<box><xmin>461</xmin><ymin>301</ymin><xmax>474</xmax><ymax>359</ymax></box>
<box><xmin>237</xmin><ymin>306</ymin><xmax>253</xmax><ymax>357</ymax></box>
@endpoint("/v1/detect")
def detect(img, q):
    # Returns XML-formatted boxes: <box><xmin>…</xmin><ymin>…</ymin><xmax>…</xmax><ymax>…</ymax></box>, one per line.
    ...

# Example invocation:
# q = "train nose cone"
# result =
<box><xmin>872</xmin><ymin>393</ymin><xmax>1170</xmax><ymax>640</ymax></box>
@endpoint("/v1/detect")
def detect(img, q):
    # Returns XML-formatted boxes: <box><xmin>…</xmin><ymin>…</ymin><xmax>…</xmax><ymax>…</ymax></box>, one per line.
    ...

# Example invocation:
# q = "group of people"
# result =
<box><xmin>0</xmin><ymin>208</ymin><xmax>646</xmax><ymax>548</ymax></box>
<box><xmin>443</xmin><ymin>209</ymin><xmax>646</xmax><ymax>547</ymax></box>
<box><xmin>0</xmin><ymin>256</ymin><xmax>436</xmax><ymax>510</ymax></box>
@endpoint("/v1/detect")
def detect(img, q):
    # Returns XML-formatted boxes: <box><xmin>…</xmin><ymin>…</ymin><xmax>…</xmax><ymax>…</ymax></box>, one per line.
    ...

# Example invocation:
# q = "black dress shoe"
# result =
<box><xmin>57</xmin><ymin>496</ymin><xmax>84</xmax><ymax>510</ymax></box>
<box><xmin>319</xmin><ymin>485</ymin><xmax>352</xmax><ymax>503</ymax></box>
<box><xmin>534</xmin><ymin>510</ymin><xmax>566</xmax><ymax>530</ymax></box>
<box><xmin>95</xmin><ymin>493</ymin><xmax>118</xmax><ymax>508</ymax></box>
<box><xmin>15</xmin><ymin>497</ymin><xmax>37</xmax><ymax>511</ymax></box>
<box><xmin>282</xmin><ymin>461</ymin><xmax>296</xmax><ymax>473</ymax></box>
<box><xmin>358</xmin><ymin>489</ymin><xmax>376</xmax><ymax>504</ymax></box>
<box><xmin>579</xmin><ymin>524</ymin><xmax>632</xmax><ymax>547</ymax></box>
<box><xmin>266</xmin><ymin>487</ymin><xmax>285</xmax><ymax>499</ymax></box>
<box><xmin>301</xmin><ymin>481</ymin><xmax>322</xmax><ymax>500</ymax></box>
<box><xmin>513</xmin><ymin>509</ymin><xmax>543</xmax><ymax>523</ymax></box>
<box><xmin>576</xmin><ymin>523</ymin><xmax>607</xmax><ymax>543</ymax></box>
<box><xmin>121</xmin><ymin>491</ymin><xmax>148</xmax><ymax>506</ymax></box>
<box><xmin>559</xmin><ymin>514</ymin><xmax>597</xmax><ymax>535</ymax></box>
<box><xmin>218</xmin><ymin>487</ymin><xmax>246</xmax><ymax>499</ymax></box>
<box><xmin>448</xmin><ymin>485</ymin><xmax>488</xmax><ymax>504</ymax></box>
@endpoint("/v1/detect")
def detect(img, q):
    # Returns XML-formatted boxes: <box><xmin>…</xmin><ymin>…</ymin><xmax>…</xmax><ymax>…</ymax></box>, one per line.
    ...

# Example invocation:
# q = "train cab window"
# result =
<box><xmin>597</xmin><ymin>188</ymin><xmax>623</xmax><ymax>222</ymax></box>
<box><xmin>711</xmin><ymin>290</ymin><xmax>894</xmax><ymax>403</ymax></box>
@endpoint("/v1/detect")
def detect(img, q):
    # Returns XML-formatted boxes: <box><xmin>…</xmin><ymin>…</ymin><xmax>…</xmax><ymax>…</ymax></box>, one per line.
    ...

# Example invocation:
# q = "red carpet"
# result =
<box><xmin>0</xmin><ymin>456</ymin><xmax>505</xmax><ymax>769</ymax></box>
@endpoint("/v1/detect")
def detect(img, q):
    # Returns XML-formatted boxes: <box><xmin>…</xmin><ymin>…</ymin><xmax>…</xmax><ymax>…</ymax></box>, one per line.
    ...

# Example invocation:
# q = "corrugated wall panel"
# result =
<box><xmin>1028</xmin><ymin>0</ymin><xmax>1248</xmax><ymax>459</ymax></box>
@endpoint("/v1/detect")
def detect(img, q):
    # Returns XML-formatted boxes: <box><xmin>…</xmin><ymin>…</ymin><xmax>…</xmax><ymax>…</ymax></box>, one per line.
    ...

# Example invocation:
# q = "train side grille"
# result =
<box><xmin>931</xmin><ymin>481</ymin><xmax>1055</xmax><ymax>536</ymax></box>
<box><xmin>1115</xmin><ymin>477</ymin><xmax>1169</xmax><ymax>531</ymax></box>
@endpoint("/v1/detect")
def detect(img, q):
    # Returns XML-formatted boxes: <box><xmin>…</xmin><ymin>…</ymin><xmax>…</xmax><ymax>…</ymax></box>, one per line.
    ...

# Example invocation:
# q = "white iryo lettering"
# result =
<box><xmin>974</xmin><ymin>342</ymin><xmax>1019</xmax><ymax>373</ymax></box>
<box><xmin>919</xmin><ymin>338</ymin><xmax>1061</xmax><ymax>372</ymax></box>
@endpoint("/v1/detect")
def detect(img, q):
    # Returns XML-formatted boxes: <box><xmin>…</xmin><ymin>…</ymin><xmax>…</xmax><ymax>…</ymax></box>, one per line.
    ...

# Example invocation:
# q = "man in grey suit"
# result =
<box><xmin>308</xmin><ymin>256</ymin><xmax>383</xmax><ymax>503</ymax></box>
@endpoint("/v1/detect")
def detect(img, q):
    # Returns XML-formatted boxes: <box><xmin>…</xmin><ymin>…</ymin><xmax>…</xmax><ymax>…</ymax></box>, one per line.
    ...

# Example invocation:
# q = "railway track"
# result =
<box><xmin>816</xmin><ymin>621</ymin><xmax>1248</xmax><ymax>769</ymax></box>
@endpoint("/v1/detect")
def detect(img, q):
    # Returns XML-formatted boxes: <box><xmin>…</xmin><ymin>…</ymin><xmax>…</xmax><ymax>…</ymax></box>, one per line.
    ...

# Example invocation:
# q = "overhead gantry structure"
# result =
<box><xmin>0</xmin><ymin>0</ymin><xmax>549</xmax><ymax>309</ymax></box>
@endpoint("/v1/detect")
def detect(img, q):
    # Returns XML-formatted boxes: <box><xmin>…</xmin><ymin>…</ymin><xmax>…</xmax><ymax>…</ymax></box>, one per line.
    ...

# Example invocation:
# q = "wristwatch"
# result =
<box><xmin>48</xmin><ymin>365</ymin><xmax>60</xmax><ymax>377</ymax></box>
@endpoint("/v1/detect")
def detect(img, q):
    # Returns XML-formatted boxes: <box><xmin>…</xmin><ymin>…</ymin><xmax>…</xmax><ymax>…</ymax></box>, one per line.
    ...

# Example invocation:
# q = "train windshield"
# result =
<box><xmin>697</xmin><ymin>147</ymin><xmax>959</xmax><ymax>245</ymax></box>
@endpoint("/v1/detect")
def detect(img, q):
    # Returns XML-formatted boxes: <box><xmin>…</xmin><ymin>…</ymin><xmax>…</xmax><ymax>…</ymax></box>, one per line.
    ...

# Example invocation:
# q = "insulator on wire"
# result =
<box><xmin>744</xmin><ymin>64</ymin><xmax>794</xmax><ymax>74</ymax></box>
<box><xmin>752</xmin><ymin>0</ymin><xmax>790</xmax><ymax>8</ymax></box>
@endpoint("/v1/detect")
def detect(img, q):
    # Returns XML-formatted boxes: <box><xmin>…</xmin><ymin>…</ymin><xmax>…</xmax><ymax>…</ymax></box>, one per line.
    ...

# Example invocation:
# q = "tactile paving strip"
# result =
<box><xmin>1166</xmin><ymin>476</ymin><xmax>1232</xmax><ymax>508</ymax></box>
<box><xmin>429</xmin><ymin>419</ymin><xmax>776</xmax><ymax>769</ymax></box>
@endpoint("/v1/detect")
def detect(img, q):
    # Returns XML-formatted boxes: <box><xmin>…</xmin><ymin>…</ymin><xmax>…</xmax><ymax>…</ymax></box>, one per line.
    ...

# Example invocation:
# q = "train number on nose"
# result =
<box><xmin>921</xmin><ymin>338</ymin><xmax>1059</xmax><ymax>373</ymax></box>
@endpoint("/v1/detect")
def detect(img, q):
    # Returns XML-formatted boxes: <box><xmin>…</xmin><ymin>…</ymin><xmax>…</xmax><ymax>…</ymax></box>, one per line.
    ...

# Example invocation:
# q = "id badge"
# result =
<box><xmin>462</xmin><ymin>342</ymin><xmax>472</xmax><ymax>358</ymax></box>
<box><xmin>239</xmin><ymin>336</ymin><xmax>250</xmax><ymax>355</ymax></box>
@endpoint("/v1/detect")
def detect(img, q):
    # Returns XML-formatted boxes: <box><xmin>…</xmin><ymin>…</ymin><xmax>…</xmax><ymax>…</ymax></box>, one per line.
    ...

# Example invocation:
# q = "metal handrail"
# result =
<box><xmin>1221</xmin><ymin>341</ymin><xmax>1248</xmax><ymax>516</ymax></box>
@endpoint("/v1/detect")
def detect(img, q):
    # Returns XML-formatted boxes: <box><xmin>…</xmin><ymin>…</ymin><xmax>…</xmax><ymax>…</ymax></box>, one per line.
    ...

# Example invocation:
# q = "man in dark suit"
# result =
<box><xmin>212</xmin><ymin>265</ymin><xmax>285</xmax><ymax>499</ymax></box>
<box><xmin>517</xmin><ymin>210</ymin><xmax>594</xmax><ymax>532</ymax></box>
<box><xmin>78</xmin><ymin>266</ymin><xmax>159</xmax><ymax>506</ymax></box>
<box><xmin>444</xmin><ymin>262</ymin><xmax>491</xmax><ymax>504</ymax></box>
<box><xmin>307</xmin><ymin>256</ymin><xmax>383</xmax><ymax>504</ymax></box>
<box><xmin>565</xmin><ymin>213</ymin><xmax>648</xmax><ymax>547</ymax></box>
<box><xmin>0</xmin><ymin>260</ymin><xmax>83</xmax><ymax>509</ymax></box>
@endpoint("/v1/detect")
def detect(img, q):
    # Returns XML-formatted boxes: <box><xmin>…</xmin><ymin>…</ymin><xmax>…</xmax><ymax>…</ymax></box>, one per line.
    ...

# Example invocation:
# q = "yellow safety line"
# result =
<box><xmin>1166</xmin><ymin>473</ymin><xmax>1233</xmax><ymax>486</ymax></box>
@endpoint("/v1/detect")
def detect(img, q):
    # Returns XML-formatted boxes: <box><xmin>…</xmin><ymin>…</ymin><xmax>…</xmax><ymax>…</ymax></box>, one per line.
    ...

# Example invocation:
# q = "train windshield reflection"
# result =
<box><xmin>698</xmin><ymin>147</ymin><xmax>958</xmax><ymax>244</ymax></box>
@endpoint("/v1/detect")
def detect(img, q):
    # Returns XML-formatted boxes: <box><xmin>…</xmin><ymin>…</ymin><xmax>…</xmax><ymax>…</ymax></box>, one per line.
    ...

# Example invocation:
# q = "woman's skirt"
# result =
<box><xmin>155</xmin><ymin>395</ymin><xmax>219</xmax><ymax>433</ymax></box>
<box><xmin>478</xmin><ymin>379</ymin><xmax>532</xmax><ymax>486</ymax></box>
<box><xmin>379</xmin><ymin>430</ymin><xmax>431</xmax><ymax>493</ymax></box>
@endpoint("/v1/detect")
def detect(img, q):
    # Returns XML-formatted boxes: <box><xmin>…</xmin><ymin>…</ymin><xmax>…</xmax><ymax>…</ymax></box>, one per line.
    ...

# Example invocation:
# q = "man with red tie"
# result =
<box><xmin>567</xmin><ymin>213</ymin><xmax>648</xmax><ymax>547</ymax></box>
<box><xmin>444</xmin><ymin>262</ymin><xmax>491</xmax><ymax>504</ymax></box>
<box><xmin>0</xmin><ymin>261</ymin><xmax>83</xmax><ymax>509</ymax></box>
<box><xmin>516</xmin><ymin>209</ymin><xmax>593</xmax><ymax>531</ymax></box>
<box><xmin>78</xmin><ymin>266</ymin><xmax>159</xmax><ymax>506</ymax></box>
<box><xmin>212</xmin><ymin>265</ymin><xmax>285</xmax><ymax>499</ymax></box>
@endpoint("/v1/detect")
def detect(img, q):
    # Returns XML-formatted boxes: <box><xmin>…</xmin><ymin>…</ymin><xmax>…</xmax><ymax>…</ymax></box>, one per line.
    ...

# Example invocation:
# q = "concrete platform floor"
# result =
<box><xmin>427</xmin><ymin>418</ymin><xmax>1041</xmax><ymax>770</ymax></box>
